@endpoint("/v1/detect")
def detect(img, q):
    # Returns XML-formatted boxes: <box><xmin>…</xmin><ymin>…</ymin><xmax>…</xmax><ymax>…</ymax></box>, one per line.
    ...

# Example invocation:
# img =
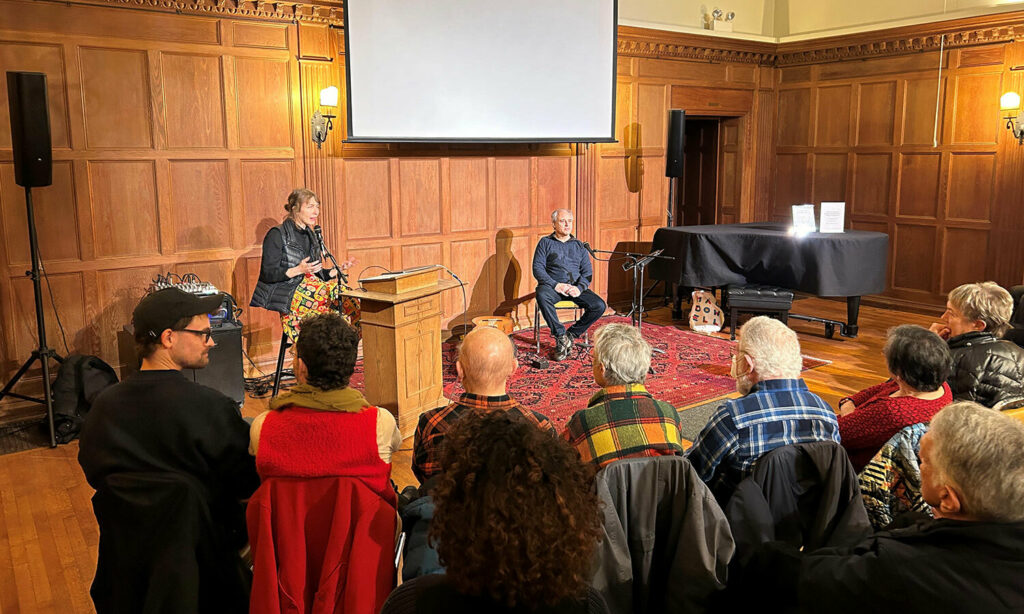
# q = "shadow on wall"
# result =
<box><xmin>231</xmin><ymin>216</ymin><xmax>286</xmax><ymax>371</ymax></box>
<box><xmin>448</xmin><ymin>228</ymin><xmax>532</xmax><ymax>337</ymax></box>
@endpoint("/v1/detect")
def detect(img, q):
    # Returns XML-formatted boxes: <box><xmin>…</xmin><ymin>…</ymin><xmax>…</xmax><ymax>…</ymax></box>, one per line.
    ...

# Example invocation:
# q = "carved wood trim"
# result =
<box><xmin>777</xmin><ymin>11</ymin><xmax>1024</xmax><ymax>66</ymax></box>
<box><xmin>60</xmin><ymin>0</ymin><xmax>344</xmax><ymax>25</ymax></box>
<box><xmin>618</xmin><ymin>26</ymin><xmax>777</xmax><ymax>66</ymax></box>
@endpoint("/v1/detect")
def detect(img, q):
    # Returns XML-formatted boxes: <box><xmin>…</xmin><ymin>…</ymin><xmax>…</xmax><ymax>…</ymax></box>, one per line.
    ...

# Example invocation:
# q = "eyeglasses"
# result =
<box><xmin>179</xmin><ymin>328</ymin><xmax>214</xmax><ymax>343</ymax></box>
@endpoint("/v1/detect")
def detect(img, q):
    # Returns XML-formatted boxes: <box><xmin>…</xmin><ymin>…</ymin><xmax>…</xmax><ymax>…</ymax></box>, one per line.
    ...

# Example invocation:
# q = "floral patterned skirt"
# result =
<box><xmin>281</xmin><ymin>274</ymin><xmax>361</xmax><ymax>342</ymax></box>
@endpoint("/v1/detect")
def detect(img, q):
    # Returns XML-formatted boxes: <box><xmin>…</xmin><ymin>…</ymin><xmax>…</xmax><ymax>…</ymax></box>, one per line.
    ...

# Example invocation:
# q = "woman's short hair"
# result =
<box><xmin>430</xmin><ymin>411</ymin><xmax>602</xmax><ymax>609</ymax></box>
<box><xmin>883</xmin><ymin>325</ymin><xmax>951</xmax><ymax>392</ymax></box>
<box><xmin>294</xmin><ymin>313</ymin><xmax>358</xmax><ymax>390</ymax></box>
<box><xmin>593</xmin><ymin>323</ymin><xmax>652</xmax><ymax>385</ymax></box>
<box><xmin>928</xmin><ymin>401</ymin><xmax>1024</xmax><ymax>522</ymax></box>
<box><xmin>284</xmin><ymin>188</ymin><xmax>318</xmax><ymax>215</ymax></box>
<box><xmin>948</xmin><ymin>282</ymin><xmax>1014</xmax><ymax>337</ymax></box>
<box><xmin>738</xmin><ymin>316</ymin><xmax>803</xmax><ymax>379</ymax></box>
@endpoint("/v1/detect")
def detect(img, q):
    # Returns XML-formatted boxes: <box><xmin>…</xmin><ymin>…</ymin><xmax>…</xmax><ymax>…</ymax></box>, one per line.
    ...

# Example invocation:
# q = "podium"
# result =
<box><xmin>340</xmin><ymin>266</ymin><xmax>461</xmax><ymax>438</ymax></box>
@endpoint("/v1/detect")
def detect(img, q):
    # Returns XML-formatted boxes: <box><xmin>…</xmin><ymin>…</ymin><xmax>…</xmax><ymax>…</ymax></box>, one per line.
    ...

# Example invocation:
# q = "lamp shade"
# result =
<box><xmin>319</xmin><ymin>86</ymin><xmax>339</xmax><ymax>108</ymax></box>
<box><xmin>1000</xmin><ymin>91</ymin><xmax>1021</xmax><ymax>112</ymax></box>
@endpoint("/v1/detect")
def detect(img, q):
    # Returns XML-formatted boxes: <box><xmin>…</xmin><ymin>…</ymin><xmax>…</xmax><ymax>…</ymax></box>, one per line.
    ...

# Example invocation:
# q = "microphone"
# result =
<box><xmin>313</xmin><ymin>224</ymin><xmax>348</xmax><ymax>284</ymax></box>
<box><xmin>578</xmin><ymin>239</ymin><xmax>595</xmax><ymax>256</ymax></box>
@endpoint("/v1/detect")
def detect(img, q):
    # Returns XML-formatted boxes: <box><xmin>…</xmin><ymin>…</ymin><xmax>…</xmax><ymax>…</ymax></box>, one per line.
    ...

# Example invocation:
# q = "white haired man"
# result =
<box><xmin>562</xmin><ymin>324</ymin><xmax>685</xmax><ymax>469</ymax></box>
<box><xmin>929</xmin><ymin>281</ymin><xmax>1024</xmax><ymax>409</ymax></box>
<box><xmin>740</xmin><ymin>401</ymin><xmax>1024</xmax><ymax>612</ymax></box>
<box><xmin>532</xmin><ymin>208</ymin><xmax>606</xmax><ymax>361</ymax></box>
<box><xmin>687</xmin><ymin>316</ymin><xmax>839</xmax><ymax>495</ymax></box>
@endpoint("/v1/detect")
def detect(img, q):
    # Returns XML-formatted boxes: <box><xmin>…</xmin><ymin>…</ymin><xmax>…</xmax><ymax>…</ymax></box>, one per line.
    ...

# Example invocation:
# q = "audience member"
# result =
<box><xmin>248</xmin><ymin>312</ymin><xmax>400</xmax><ymax>492</ymax></box>
<box><xmin>413</xmin><ymin>326</ymin><xmax>555</xmax><ymax>485</ymax></box>
<box><xmin>247</xmin><ymin>313</ymin><xmax>399</xmax><ymax>614</ymax></box>
<box><xmin>687</xmin><ymin>316</ymin><xmax>840</xmax><ymax>497</ymax></box>
<box><xmin>562</xmin><ymin>323</ymin><xmax>685</xmax><ymax>468</ymax></box>
<box><xmin>837</xmin><ymin>325</ymin><xmax>951</xmax><ymax>471</ymax></box>
<box><xmin>381</xmin><ymin>411</ymin><xmax>608</xmax><ymax>614</ymax></box>
<box><xmin>79</xmin><ymin>287</ymin><xmax>259</xmax><ymax>613</ymax></box>
<box><xmin>930</xmin><ymin>281</ymin><xmax>1024</xmax><ymax>409</ymax></box>
<box><xmin>742</xmin><ymin>401</ymin><xmax>1024</xmax><ymax>613</ymax></box>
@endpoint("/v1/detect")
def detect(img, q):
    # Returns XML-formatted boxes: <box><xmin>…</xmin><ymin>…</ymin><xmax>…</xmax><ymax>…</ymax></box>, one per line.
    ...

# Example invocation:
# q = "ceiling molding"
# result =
<box><xmin>617</xmin><ymin>25</ymin><xmax>777</xmax><ymax>66</ymax></box>
<box><xmin>64</xmin><ymin>0</ymin><xmax>345</xmax><ymax>25</ymax></box>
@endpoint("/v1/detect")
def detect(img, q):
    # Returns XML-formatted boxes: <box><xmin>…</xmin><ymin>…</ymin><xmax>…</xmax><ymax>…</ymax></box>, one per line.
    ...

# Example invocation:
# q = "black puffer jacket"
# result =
<box><xmin>947</xmin><ymin>331</ymin><xmax>1024</xmax><ymax>409</ymax></box>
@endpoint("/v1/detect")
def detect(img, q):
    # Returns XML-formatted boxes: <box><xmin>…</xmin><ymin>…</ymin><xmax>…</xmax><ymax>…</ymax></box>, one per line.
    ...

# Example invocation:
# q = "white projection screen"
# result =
<box><xmin>342</xmin><ymin>0</ymin><xmax>617</xmax><ymax>143</ymax></box>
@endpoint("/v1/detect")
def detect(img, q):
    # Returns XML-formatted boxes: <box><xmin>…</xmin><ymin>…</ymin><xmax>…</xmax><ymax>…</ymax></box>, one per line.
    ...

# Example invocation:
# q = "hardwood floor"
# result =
<box><xmin>0</xmin><ymin>296</ymin><xmax>938</xmax><ymax>613</ymax></box>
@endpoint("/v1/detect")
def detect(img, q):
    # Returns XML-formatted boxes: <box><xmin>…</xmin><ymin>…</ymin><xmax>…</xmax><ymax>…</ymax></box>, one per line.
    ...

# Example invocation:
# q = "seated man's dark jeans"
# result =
<box><xmin>536</xmin><ymin>284</ymin><xmax>606</xmax><ymax>339</ymax></box>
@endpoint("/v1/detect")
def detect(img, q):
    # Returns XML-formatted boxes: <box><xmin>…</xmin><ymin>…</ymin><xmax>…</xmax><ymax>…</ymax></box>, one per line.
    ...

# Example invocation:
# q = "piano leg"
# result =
<box><xmin>672</xmin><ymin>283</ymin><xmax>684</xmax><ymax>319</ymax></box>
<box><xmin>843</xmin><ymin>296</ymin><xmax>861</xmax><ymax>338</ymax></box>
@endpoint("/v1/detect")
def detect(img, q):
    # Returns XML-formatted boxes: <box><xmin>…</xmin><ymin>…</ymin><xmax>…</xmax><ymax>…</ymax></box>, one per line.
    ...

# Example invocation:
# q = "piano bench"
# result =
<box><xmin>723</xmin><ymin>285</ymin><xmax>795</xmax><ymax>340</ymax></box>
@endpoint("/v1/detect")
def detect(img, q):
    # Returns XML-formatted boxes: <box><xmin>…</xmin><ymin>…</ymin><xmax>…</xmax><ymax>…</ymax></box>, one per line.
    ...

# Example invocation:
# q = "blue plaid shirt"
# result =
<box><xmin>686</xmin><ymin>378</ymin><xmax>840</xmax><ymax>492</ymax></box>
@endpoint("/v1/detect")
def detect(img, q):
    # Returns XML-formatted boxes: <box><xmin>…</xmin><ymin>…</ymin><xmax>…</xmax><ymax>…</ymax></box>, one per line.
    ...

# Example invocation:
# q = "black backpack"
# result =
<box><xmin>52</xmin><ymin>354</ymin><xmax>119</xmax><ymax>444</ymax></box>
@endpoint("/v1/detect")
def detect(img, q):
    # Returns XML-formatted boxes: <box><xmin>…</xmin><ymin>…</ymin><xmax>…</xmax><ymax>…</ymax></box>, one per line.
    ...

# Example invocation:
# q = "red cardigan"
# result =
<box><xmin>248</xmin><ymin>406</ymin><xmax>397</xmax><ymax>614</ymax></box>
<box><xmin>838</xmin><ymin>380</ymin><xmax>951</xmax><ymax>471</ymax></box>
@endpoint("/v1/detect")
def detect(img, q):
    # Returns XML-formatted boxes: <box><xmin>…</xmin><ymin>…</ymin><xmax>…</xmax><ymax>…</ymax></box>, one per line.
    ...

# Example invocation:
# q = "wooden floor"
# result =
<box><xmin>0</xmin><ymin>297</ymin><xmax>938</xmax><ymax>613</ymax></box>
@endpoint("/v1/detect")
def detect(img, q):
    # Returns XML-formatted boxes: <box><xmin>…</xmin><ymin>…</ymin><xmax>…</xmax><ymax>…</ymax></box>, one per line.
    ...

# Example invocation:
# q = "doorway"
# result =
<box><xmin>678</xmin><ymin>118</ymin><xmax>719</xmax><ymax>226</ymax></box>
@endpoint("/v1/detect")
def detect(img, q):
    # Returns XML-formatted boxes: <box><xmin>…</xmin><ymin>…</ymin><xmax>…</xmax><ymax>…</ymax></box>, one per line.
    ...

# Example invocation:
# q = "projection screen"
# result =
<box><xmin>342</xmin><ymin>0</ymin><xmax>617</xmax><ymax>143</ymax></box>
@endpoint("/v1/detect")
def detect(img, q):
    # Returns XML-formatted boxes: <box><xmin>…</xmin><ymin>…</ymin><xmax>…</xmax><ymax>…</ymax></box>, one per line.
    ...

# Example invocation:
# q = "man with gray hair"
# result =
<box><xmin>562</xmin><ymin>323</ymin><xmax>685</xmax><ymax>468</ymax></box>
<box><xmin>532</xmin><ymin>208</ymin><xmax>606</xmax><ymax>361</ymax></box>
<box><xmin>741</xmin><ymin>401</ymin><xmax>1024</xmax><ymax>612</ymax></box>
<box><xmin>687</xmin><ymin>316</ymin><xmax>839</xmax><ymax>494</ymax></box>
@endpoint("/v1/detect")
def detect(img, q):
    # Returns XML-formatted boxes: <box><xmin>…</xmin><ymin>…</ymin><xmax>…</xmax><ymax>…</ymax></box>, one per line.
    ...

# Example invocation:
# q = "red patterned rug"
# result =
<box><xmin>350</xmin><ymin>316</ymin><xmax>828</xmax><ymax>430</ymax></box>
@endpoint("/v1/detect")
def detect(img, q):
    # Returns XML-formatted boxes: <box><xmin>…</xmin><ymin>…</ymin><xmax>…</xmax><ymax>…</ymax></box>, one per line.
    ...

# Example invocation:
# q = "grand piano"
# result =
<box><xmin>649</xmin><ymin>222</ymin><xmax>889</xmax><ymax>338</ymax></box>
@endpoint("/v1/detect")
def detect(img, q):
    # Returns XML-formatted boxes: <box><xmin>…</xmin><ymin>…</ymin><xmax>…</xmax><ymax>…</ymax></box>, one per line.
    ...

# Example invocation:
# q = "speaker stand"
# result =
<box><xmin>0</xmin><ymin>186</ymin><xmax>63</xmax><ymax>447</ymax></box>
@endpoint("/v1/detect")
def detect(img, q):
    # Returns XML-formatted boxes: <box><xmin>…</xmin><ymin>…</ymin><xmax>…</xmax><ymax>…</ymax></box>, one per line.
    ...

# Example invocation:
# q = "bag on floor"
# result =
<box><xmin>689</xmin><ymin>289</ymin><xmax>723</xmax><ymax>334</ymax></box>
<box><xmin>52</xmin><ymin>354</ymin><xmax>119</xmax><ymax>444</ymax></box>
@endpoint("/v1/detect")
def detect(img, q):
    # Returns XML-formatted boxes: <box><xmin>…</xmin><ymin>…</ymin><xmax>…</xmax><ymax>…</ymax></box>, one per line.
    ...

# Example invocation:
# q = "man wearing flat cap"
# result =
<box><xmin>78</xmin><ymin>288</ymin><xmax>259</xmax><ymax>613</ymax></box>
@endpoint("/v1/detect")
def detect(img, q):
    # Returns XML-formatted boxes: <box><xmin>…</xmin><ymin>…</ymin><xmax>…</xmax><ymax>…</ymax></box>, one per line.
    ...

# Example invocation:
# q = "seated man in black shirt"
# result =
<box><xmin>79</xmin><ymin>287</ymin><xmax>259</xmax><ymax>614</ymax></box>
<box><xmin>738</xmin><ymin>401</ymin><xmax>1024</xmax><ymax>614</ymax></box>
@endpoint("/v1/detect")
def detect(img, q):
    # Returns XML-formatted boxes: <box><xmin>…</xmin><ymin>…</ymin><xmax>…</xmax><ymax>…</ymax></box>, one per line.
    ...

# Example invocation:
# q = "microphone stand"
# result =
<box><xmin>587</xmin><ymin>246</ymin><xmax>674</xmax><ymax>356</ymax></box>
<box><xmin>314</xmin><ymin>227</ymin><xmax>349</xmax><ymax>286</ymax></box>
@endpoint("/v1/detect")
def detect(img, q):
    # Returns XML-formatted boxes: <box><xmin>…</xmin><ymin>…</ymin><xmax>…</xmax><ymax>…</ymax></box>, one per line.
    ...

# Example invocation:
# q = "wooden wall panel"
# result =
<box><xmin>598</xmin><ymin>156</ymin><xmax>631</xmax><ymax>222</ymax></box>
<box><xmin>812</xmin><ymin>154</ymin><xmax>847</xmax><ymax>203</ymax></box>
<box><xmin>94</xmin><ymin>266</ymin><xmax>162</xmax><ymax>364</ymax></box>
<box><xmin>449</xmin><ymin>158</ymin><xmax>488</xmax><ymax>232</ymax></box>
<box><xmin>778</xmin><ymin>88</ymin><xmax>811</xmax><ymax>146</ymax></box>
<box><xmin>88</xmin><ymin>161</ymin><xmax>160</xmax><ymax>257</ymax></box>
<box><xmin>856</xmin><ymin>82</ymin><xmax>896</xmax><ymax>146</ymax></box>
<box><xmin>0</xmin><ymin>42</ymin><xmax>70</xmax><ymax>149</ymax></box>
<box><xmin>897</xmin><ymin>154</ymin><xmax>941</xmax><ymax>218</ymax></box>
<box><xmin>448</xmin><ymin>238</ymin><xmax>491</xmax><ymax>320</ymax></box>
<box><xmin>851</xmin><ymin>154</ymin><xmax>891</xmax><ymax>216</ymax></box>
<box><xmin>946</xmin><ymin>153</ymin><xmax>995</xmax><ymax>222</ymax></box>
<box><xmin>892</xmin><ymin>224</ymin><xmax>937</xmax><ymax>292</ymax></box>
<box><xmin>1</xmin><ymin>162</ymin><xmax>79</xmax><ymax>264</ymax></box>
<box><xmin>941</xmin><ymin>228</ymin><xmax>990</xmax><ymax>293</ymax></box>
<box><xmin>344</xmin><ymin>159</ymin><xmax>392</xmax><ymax>240</ymax></box>
<box><xmin>9</xmin><ymin>272</ymin><xmax>86</xmax><ymax>359</ymax></box>
<box><xmin>495</xmin><ymin>158</ymin><xmax>530</xmax><ymax>229</ymax></box>
<box><xmin>240</xmin><ymin>160</ymin><xmax>295</xmax><ymax>246</ymax></box>
<box><xmin>401</xmin><ymin>243</ymin><xmax>443</xmax><ymax>270</ymax></box>
<box><xmin>161</xmin><ymin>53</ymin><xmax>226</xmax><ymax>149</ymax></box>
<box><xmin>173</xmin><ymin>259</ymin><xmax>232</xmax><ymax>295</ymax></box>
<box><xmin>234</xmin><ymin>58</ymin><xmax>291</xmax><ymax>149</ymax></box>
<box><xmin>168</xmin><ymin>160</ymin><xmax>231</xmax><ymax>252</ymax></box>
<box><xmin>535</xmin><ymin>157</ymin><xmax>571</xmax><ymax>226</ymax></box>
<box><xmin>775</xmin><ymin>153</ymin><xmax>810</xmax><ymax>210</ymax></box>
<box><xmin>231</xmin><ymin>22</ymin><xmax>290</xmax><ymax>50</ymax></box>
<box><xmin>902</xmin><ymin>78</ymin><xmax>945</xmax><ymax>146</ymax></box>
<box><xmin>815</xmin><ymin>85</ymin><xmax>852</xmax><ymax>147</ymax></box>
<box><xmin>950</xmin><ymin>72</ymin><xmax>1002</xmax><ymax>145</ymax></box>
<box><xmin>398</xmin><ymin>159</ymin><xmax>441</xmax><ymax>237</ymax></box>
<box><xmin>80</xmin><ymin>48</ymin><xmax>153</xmax><ymax>149</ymax></box>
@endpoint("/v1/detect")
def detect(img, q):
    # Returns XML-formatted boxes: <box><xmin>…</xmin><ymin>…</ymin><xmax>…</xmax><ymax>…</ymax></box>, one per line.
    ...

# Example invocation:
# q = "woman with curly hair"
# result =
<box><xmin>381</xmin><ymin>411</ymin><xmax>608</xmax><ymax>614</ymax></box>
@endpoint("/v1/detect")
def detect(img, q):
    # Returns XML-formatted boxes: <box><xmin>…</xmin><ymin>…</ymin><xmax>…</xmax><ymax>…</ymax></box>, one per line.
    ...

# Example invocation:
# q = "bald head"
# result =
<box><xmin>457</xmin><ymin>326</ymin><xmax>517</xmax><ymax>395</ymax></box>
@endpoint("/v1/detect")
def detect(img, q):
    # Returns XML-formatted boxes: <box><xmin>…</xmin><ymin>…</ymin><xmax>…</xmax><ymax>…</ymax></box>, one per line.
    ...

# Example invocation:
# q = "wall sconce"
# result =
<box><xmin>311</xmin><ymin>86</ymin><xmax>339</xmax><ymax>149</ymax></box>
<box><xmin>1001</xmin><ymin>91</ymin><xmax>1024</xmax><ymax>144</ymax></box>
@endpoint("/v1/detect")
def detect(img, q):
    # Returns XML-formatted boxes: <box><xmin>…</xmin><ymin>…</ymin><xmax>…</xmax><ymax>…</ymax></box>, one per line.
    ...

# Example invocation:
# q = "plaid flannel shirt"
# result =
<box><xmin>686</xmin><ymin>378</ymin><xmax>840</xmax><ymax>492</ymax></box>
<box><xmin>561</xmin><ymin>384</ymin><xmax>685</xmax><ymax>469</ymax></box>
<box><xmin>412</xmin><ymin>393</ymin><xmax>556</xmax><ymax>484</ymax></box>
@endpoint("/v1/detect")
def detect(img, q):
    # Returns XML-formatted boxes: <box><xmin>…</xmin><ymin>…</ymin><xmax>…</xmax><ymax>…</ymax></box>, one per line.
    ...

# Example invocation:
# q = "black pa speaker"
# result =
<box><xmin>6</xmin><ymin>71</ymin><xmax>52</xmax><ymax>188</ymax></box>
<box><xmin>186</xmin><ymin>322</ymin><xmax>244</xmax><ymax>405</ymax></box>
<box><xmin>665</xmin><ymin>109</ymin><xmax>686</xmax><ymax>178</ymax></box>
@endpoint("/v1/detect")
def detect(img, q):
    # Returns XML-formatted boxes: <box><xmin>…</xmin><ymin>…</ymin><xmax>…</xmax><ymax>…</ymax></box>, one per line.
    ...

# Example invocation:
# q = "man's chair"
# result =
<box><xmin>858</xmin><ymin>423</ymin><xmax>931</xmax><ymax>531</ymax></box>
<box><xmin>533</xmin><ymin>299</ymin><xmax>591</xmax><ymax>355</ymax></box>
<box><xmin>248</xmin><ymin>476</ymin><xmax>397</xmax><ymax>614</ymax></box>
<box><xmin>90</xmin><ymin>471</ymin><xmax>250</xmax><ymax>614</ymax></box>
<box><xmin>590</xmin><ymin>456</ymin><xmax>734</xmax><ymax>614</ymax></box>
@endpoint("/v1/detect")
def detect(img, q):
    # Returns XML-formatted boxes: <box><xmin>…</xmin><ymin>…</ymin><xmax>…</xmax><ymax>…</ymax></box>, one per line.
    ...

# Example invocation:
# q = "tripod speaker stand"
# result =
<box><xmin>0</xmin><ymin>71</ymin><xmax>63</xmax><ymax>447</ymax></box>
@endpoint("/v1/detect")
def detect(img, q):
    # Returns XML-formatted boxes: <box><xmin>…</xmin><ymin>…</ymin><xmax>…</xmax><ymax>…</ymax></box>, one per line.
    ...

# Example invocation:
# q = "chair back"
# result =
<box><xmin>591</xmin><ymin>456</ymin><xmax>734</xmax><ymax>614</ymax></box>
<box><xmin>90</xmin><ymin>471</ymin><xmax>249</xmax><ymax>614</ymax></box>
<box><xmin>858</xmin><ymin>423</ymin><xmax>931</xmax><ymax>530</ymax></box>
<box><xmin>247</xmin><ymin>476</ymin><xmax>397</xmax><ymax>614</ymax></box>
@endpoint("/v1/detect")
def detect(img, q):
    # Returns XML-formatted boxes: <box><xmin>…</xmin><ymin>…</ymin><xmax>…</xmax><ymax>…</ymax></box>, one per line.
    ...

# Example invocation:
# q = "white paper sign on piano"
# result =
<box><xmin>819</xmin><ymin>202</ymin><xmax>846</xmax><ymax>233</ymax></box>
<box><xmin>790</xmin><ymin>204</ymin><xmax>817</xmax><ymax>237</ymax></box>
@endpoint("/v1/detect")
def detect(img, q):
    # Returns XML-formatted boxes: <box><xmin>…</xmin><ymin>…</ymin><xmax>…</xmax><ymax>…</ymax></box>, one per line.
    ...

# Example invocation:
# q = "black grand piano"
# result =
<box><xmin>649</xmin><ymin>222</ymin><xmax>889</xmax><ymax>338</ymax></box>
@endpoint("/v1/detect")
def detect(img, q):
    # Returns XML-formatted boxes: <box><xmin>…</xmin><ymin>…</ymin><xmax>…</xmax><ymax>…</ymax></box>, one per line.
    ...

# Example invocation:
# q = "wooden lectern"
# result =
<box><xmin>340</xmin><ymin>266</ymin><xmax>461</xmax><ymax>438</ymax></box>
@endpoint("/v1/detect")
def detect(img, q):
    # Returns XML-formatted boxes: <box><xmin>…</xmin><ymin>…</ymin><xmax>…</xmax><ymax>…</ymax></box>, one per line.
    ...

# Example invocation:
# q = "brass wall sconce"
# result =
<box><xmin>1001</xmin><ymin>91</ymin><xmax>1024</xmax><ymax>144</ymax></box>
<box><xmin>311</xmin><ymin>86</ymin><xmax>338</xmax><ymax>149</ymax></box>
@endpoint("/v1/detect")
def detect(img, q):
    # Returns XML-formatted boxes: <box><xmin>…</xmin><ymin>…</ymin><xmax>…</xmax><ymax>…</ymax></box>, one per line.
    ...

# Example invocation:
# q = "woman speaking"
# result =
<box><xmin>250</xmin><ymin>188</ymin><xmax>359</xmax><ymax>341</ymax></box>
